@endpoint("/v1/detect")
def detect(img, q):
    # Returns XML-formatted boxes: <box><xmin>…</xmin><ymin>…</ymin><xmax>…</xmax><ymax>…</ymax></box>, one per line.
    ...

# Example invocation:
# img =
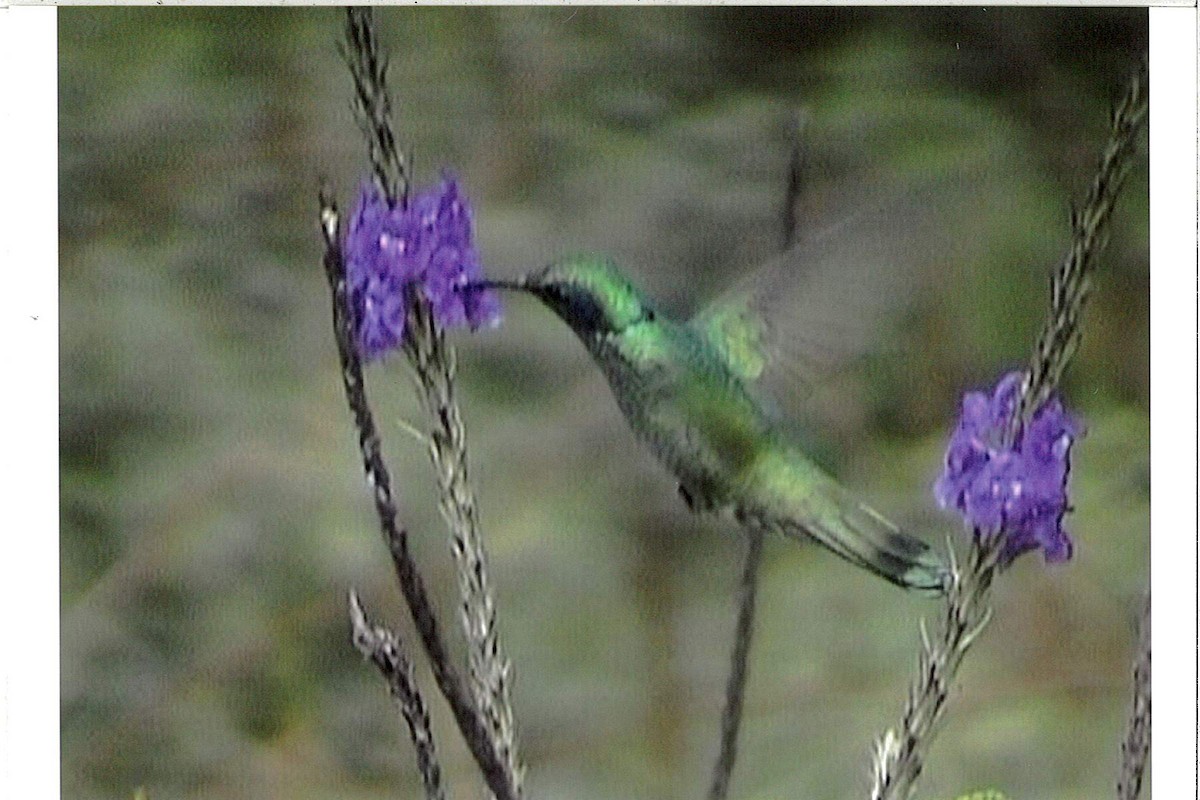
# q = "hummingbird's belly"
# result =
<box><xmin>615</xmin><ymin>388</ymin><xmax>768</xmax><ymax>512</ymax></box>
<box><xmin>595</xmin><ymin>337</ymin><xmax>772</xmax><ymax>512</ymax></box>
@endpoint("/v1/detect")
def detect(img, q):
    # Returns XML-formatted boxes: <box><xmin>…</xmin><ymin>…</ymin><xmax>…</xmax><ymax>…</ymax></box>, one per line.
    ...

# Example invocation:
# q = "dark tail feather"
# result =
<box><xmin>780</xmin><ymin>496</ymin><xmax>949</xmax><ymax>595</ymax></box>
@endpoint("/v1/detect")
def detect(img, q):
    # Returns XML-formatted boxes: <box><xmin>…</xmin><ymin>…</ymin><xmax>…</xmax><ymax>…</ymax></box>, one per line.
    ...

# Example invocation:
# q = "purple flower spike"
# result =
<box><xmin>935</xmin><ymin>371</ymin><xmax>1081</xmax><ymax>564</ymax></box>
<box><xmin>342</xmin><ymin>175</ymin><xmax>503</xmax><ymax>361</ymax></box>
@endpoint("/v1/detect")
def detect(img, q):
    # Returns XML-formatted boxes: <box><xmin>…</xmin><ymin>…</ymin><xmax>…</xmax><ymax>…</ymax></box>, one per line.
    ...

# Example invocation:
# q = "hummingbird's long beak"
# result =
<box><xmin>467</xmin><ymin>277</ymin><xmax>529</xmax><ymax>293</ymax></box>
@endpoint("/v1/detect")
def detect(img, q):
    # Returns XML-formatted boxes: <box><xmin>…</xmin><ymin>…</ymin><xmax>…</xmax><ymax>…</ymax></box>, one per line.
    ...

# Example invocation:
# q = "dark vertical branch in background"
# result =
<box><xmin>318</xmin><ymin>192</ymin><xmax>517</xmax><ymax>800</ymax></box>
<box><xmin>782</xmin><ymin>111</ymin><xmax>809</xmax><ymax>250</ymax></box>
<box><xmin>631</xmin><ymin>522</ymin><xmax>687</xmax><ymax>799</ymax></box>
<box><xmin>1116</xmin><ymin>589</ymin><xmax>1151</xmax><ymax>800</ymax></box>
<box><xmin>706</xmin><ymin>528</ymin><xmax>766</xmax><ymax>800</ymax></box>
<box><xmin>707</xmin><ymin>115</ymin><xmax>809</xmax><ymax>800</ymax></box>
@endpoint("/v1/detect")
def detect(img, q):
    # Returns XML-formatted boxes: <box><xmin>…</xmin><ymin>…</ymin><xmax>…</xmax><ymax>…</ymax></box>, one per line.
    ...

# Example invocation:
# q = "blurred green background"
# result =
<box><xmin>60</xmin><ymin>8</ymin><xmax>1148</xmax><ymax>800</ymax></box>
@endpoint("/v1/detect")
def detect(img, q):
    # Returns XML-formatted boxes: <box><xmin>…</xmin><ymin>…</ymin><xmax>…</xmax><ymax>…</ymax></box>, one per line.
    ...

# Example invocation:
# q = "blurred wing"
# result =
<box><xmin>688</xmin><ymin>170</ymin><xmax>974</xmax><ymax>404</ymax></box>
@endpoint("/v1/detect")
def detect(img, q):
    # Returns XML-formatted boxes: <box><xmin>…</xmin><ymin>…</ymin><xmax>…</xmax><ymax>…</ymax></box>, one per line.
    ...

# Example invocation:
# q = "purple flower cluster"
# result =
<box><xmin>343</xmin><ymin>175</ymin><xmax>502</xmax><ymax>360</ymax></box>
<box><xmin>934</xmin><ymin>371</ymin><xmax>1081</xmax><ymax>564</ymax></box>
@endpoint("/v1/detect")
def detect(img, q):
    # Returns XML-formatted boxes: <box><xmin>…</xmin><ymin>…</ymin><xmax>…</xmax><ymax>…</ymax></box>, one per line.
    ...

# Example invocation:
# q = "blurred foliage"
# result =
<box><xmin>60</xmin><ymin>8</ymin><xmax>1147</xmax><ymax>800</ymax></box>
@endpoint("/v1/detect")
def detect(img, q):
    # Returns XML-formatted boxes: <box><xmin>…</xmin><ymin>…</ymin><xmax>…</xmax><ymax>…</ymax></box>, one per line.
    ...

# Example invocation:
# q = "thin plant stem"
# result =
<box><xmin>1116</xmin><ymin>589</ymin><xmax>1151</xmax><ymax>800</ymax></box>
<box><xmin>707</xmin><ymin>527</ymin><xmax>766</xmax><ymax>800</ymax></box>
<box><xmin>782</xmin><ymin>111</ymin><xmax>809</xmax><ymax>250</ymax></box>
<box><xmin>403</xmin><ymin>299</ymin><xmax>525</xmax><ymax>796</ymax></box>
<box><xmin>318</xmin><ymin>193</ymin><xmax>518</xmax><ymax>800</ymax></box>
<box><xmin>707</xmin><ymin>116</ymin><xmax>809</xmax><ymax>800</ymax></box>
<box><xmin>350</xmin><ymin>590</ymin><xmax>447</xmax><ymax>800</ymax></box>
<box><xmin>340</xmin><ymin>7</ymin><xmax>409</xmax><ymax>204</ymax></box>
<box><xmin>870</xmin><ymin>536</ymin><xmax>1002</xmax><ymax>800</ymax></box>
<box><xmin>1013</xmin><ymin>57</ymin><xmax>1148</xmax><ymax>432</ymax></box>
<box><xmin>869</xmin><ymin>59</ymin><xmax>1147</xmax><ymax>800</ymax></box>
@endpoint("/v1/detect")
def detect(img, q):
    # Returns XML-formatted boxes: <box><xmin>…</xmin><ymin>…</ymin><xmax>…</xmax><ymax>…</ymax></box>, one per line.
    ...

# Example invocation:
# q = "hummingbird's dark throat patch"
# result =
<box><xmin>540</xmin><ymin>283</ymin><xmax>651</xmax><ymax>336</ymax></box>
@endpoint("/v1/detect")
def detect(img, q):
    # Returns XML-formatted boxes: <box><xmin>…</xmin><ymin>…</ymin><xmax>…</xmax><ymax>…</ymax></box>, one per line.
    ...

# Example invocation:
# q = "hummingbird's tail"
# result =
<box><xmin>772</xmin><ymin>479</ymin><xmax>949</xmax><ymax>595</ymax></box>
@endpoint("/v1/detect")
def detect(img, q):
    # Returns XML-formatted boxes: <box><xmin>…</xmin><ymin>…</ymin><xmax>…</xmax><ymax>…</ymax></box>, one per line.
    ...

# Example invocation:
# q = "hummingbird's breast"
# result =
<box><xmin>592</xmin><ymin>321</ymin><xmax>776</xmax><ymax>511</ymax></box>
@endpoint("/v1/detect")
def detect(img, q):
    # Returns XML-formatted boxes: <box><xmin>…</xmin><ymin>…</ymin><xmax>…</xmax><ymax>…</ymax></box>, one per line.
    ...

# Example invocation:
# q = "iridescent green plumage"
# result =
<box><xmin>508</xmin><ymin>255</ymin><xmax>948</xmax><ymax>594</ymax></box>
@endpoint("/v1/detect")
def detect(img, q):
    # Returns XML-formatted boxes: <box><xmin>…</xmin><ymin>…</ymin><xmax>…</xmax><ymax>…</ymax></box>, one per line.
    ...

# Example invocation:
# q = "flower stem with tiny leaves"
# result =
<box><xmin>340</xmin><ymin>8</ymin><xmax>409</xmax><ymax>205</ymax></box>
<box><xmin>869</xmin><ymin>58</ymin><xmax>1147</xmax><ymax>800</ymax></box>
<box><xmin>402</xmin><ymin>297</ymin><xmax>525</xmax><ymax>796</ymax></box>
<box><xmin>335</xmin><ymin>8</ymin><xmax>523</xmax><ymax>798</ymax></box>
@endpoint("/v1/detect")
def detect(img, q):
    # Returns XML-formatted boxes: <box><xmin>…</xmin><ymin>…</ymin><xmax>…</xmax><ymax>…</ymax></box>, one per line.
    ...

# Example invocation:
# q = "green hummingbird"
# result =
<box><xmin>479</xmin><ymin>240</ymin><xmax>950</xmax><ymax>594</ymax></box>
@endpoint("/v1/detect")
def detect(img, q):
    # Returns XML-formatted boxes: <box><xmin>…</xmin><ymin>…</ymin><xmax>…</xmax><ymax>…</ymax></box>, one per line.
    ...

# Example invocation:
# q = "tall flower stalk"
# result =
<box><xmin>319</xmin><ymin>190</ymin><xmax>514</xmax><ymax>800</ymax></box>
<box><xmin>328</xmin><ymin>8</ymin><xmax>522</xmax><ymax>799</ymax></box>
<box><xmin>869</xmin><ymin>58</ymin><xmax>1147</xmax><ymax>800</ymax></box>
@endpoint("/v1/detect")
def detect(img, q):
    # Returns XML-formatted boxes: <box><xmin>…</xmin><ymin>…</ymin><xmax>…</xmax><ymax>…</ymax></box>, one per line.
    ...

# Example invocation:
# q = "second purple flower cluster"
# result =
<box><xmin>343</xmin><ymin>175</ymin><xmax>502</xmax><ymax>361</ymax></box>
<box><xmin>935</xmin><ymin>372</ymin><xmax>1081</xmax><ymax>564</ymax></box>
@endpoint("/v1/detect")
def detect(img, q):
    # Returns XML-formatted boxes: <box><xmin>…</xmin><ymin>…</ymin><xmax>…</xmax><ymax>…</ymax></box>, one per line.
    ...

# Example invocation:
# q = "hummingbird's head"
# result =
<box><xmin>489</xmin><ymin>255</ymin><xmax>657</xmax><ymax>340</ymax></box>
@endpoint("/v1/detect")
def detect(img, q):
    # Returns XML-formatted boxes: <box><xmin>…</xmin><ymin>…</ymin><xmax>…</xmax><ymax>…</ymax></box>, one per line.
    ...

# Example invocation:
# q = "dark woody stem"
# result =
<box><xmin>349</xmin><ymin>591</ymin><xmax>446</xmax><ymax>800</ymax></box>
<box><xmin>707</xmin><ymin>111</ymin><xmax>809</xmax><ymax>800</ymax></box>
<box><xmin>706</xmin><ymin>527</ymin><xmax>765</xmax><ymax>800</ymax></box>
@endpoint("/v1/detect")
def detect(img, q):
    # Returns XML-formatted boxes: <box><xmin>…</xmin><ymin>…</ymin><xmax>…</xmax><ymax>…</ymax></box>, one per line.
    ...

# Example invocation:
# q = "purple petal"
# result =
<box><xmin>958</xmin><ymin>390</ymin><xmax>993</xmax><ymax>438</ymax></box>
<box><xmin>1038</xmin><ymin>518</ymin><xmax>1074</xmax><ymax>563</ymax></box>
<box><xmin>989</xmin><ymin>372</ymin><xmax>1025</xmax><ymax>428</ymax></box>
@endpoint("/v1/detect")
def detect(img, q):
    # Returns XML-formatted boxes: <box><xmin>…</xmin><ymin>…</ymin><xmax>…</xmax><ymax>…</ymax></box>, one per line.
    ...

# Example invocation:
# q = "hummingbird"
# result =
<box><xmin>477</xmin><ymin>243</ymin><xmax>950</xmax><ymax>594</ymax></box>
